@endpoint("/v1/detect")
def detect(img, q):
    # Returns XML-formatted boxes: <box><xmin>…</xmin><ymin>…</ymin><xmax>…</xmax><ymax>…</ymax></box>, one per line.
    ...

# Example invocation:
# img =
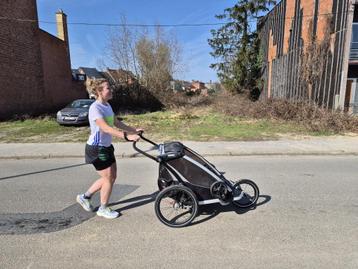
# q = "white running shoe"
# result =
<box><xmin>96</xmin><ymin>206</ymin><xmax>119</xmax><ymax>219</ymax></box>
<box><xmin>76</xmin><ymin>194</ymin><xmax>93</xmax><ymax>212</ymax></box>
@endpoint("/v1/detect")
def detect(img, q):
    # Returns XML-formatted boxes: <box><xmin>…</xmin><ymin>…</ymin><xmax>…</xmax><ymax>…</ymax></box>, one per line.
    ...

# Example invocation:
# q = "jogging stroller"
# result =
<box><xmin>126</xmin><ymin>133</ymin><xmax>259</xmax><ymax>228</ymax></box>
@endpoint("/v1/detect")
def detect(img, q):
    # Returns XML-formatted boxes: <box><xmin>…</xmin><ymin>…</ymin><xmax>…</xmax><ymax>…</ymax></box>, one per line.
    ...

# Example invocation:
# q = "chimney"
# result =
<box><xmin>55</xmin><ymin>9</ymin><xmax>71</xmax><ymax>67</ymax></box>
<box><xmin>56</xmin><ymin>9</ymin><xmax>68</xmax><ymax>43</ymax></box>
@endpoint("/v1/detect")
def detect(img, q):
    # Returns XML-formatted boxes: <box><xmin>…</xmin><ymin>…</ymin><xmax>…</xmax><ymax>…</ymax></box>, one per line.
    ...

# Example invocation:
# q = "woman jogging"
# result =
<box><xmin>77</xmin><ymin>78</ymin><xmax>141</xmax><ymax>219</ymax></box>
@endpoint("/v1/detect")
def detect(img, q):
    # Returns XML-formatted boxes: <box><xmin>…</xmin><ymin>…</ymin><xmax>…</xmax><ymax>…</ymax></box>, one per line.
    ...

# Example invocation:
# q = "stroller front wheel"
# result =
<box><xmin>154</xmin><ymin>185</ymin><xmax>198</xmax><ymax>228</ymax></box>
<box><xmin>232</xmin><ymin>179</ymin><xmax>259</xmax><ymax>208</ymax></box>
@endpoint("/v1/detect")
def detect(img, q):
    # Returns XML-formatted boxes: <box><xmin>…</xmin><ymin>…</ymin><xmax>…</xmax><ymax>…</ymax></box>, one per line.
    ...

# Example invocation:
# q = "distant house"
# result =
<box><xmin>102</xmin><ymin>68</ymin><xmax>137</xmax><ymax>86</ymax></box>
<box><xmin>72</xmin><ymin>69</ymin><xmax>86</xmax><ymax>81</ymax></box>
<box><xmin>78</xmin><ymin>67</ymin><xmax>104</xmax><ymax>80</ymax></box>
<box><xmin>190</xmin><ymin>80</ymin><xmax>208</xmax><ymax>95</ymax></box>
<box><xmin>205</xmin><ymin>81</ymin><xmax>222</xmax><ymax>93</ymax></box>
<box><xmin>191</xmin><ymin>81</ymin><xmax>206</xmax><ymax>91</ymax></box>
<box><xmin>169</xmin><ymin>80</ymin><xmax>191</xmax><ymax>92</ymax></box>
<box><xmin>170</xmin><ymin>80</ymin><xmax>191</xmax><ymax>92</ymax></box>
<box><xmin>170</xmin><ymin>79</ymin><xmax>213</xmax><ymax>95</ymax></box>
<box><xmin>71</xmin><ymin>67</ymin><xmax>105</xmax><ymax>97</ymax></box>
<box><xmin>170</xmin><ymin>80</ymin><xmax>183</xmax><ymax>92</ymax></box>
<box><xmin>71</xmin><ymin>67</ymin><xmax>138</xmax><ymax>97</ymax></box>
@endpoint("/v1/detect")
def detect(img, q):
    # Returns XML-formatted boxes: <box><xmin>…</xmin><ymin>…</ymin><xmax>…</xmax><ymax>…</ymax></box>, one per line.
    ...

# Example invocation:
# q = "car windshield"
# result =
<box><xmin>67</xmin><ymin>100</ymin><xmax>94</xmax><ymax>108</ymax></box>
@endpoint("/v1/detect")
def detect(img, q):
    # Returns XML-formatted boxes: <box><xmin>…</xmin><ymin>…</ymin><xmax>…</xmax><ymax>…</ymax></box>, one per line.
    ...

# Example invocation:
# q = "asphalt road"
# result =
<box><xmin>0</xmin><ymin>156</ymin><xmax>357</xmax><ymax>268</ymax></box>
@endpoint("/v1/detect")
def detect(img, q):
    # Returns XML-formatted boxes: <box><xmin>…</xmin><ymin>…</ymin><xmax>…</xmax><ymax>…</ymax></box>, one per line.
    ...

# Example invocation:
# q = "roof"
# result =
<box><xmin>102</xmin><ymin>68</ymin><xmax>137</xmax><ymax>84</ymax></box>
<box><xmin>106</xmin><ymin>68</ymin><xmax>135</xmax><ymax>78</ymax></box>
<box><xmin>71</xmin><ymin>69</ymin><xmax>80</xmax><ymax>75</ymax></box>
<box><xmin>78</xmin><ymin>67</ymin><xmax>104</xmax><ymax>79</ymax></box>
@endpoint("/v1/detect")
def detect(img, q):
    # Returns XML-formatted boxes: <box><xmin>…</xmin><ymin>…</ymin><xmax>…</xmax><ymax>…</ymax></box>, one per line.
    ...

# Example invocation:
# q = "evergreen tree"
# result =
<box><xmin>208</xmin><ymin>0</ymin><xmax>275</xmax><ymax>99</ymax></box>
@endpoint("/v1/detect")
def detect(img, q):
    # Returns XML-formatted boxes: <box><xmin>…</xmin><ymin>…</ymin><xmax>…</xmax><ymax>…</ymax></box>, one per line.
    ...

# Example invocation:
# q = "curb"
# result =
<box><xmin>1</xmin><ymin>152</ymin><xmax>358</xmax><ymax>160</ymax></box>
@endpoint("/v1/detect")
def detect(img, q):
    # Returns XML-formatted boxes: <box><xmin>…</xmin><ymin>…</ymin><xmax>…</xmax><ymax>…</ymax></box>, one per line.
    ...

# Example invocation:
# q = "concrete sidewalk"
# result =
<box><xmin>1</xmin><ymin>136</ymin><xmax>358</xmax><ymax>159</ymax></box>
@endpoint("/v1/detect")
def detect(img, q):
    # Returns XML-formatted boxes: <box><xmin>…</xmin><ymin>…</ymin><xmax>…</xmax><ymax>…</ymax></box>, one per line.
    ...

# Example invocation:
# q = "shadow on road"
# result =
<box><xmin>0</xmin><ymin>184</ymin><xmax>139</xmax><ymax>235</ymax></box>
<box><xmin>109</xmin><ymin>191</ymin><xmax>159</xmax><ymax>213</ymax></box>
<box><xmin>110</xmin><ymin>191</ymin><xmax>271</xmax><ymax>228</ymax></box>
<box><xmin>189</xmin><ymin>194</ymin><xmax>271</xmax><ymax>227</ymax></box>
<box><xmin>0</xmin><ymin>163</ymin><xmax>88</xmax><ymax>181</ymax></box>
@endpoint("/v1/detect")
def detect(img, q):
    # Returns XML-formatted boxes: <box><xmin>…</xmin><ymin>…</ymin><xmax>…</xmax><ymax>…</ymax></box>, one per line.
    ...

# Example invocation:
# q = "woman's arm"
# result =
<box><xmin>114</xmin><ymin>117</ymin><xmax>141</xmax><ymax>133</ymax></box>
<box><xmin>95</xmin><ymin>118</ymin><xmax>125</xmax><ymax>139</ymax></box>
<box><xmin>96</xmin><ymin>118</ymin><xmax>140</xmax><ymax>141</ymax></box>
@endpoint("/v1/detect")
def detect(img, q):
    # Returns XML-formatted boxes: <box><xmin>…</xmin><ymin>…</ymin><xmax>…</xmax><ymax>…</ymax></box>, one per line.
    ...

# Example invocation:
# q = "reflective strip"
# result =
<box><xmin>166</xmin><ymin>156</ymin><xmax>232</xmax><ymax>191</ymax></box>
<box><xmin>182</xmin><ymin>156</ymin><xmax>230</xmax><ymax>189</ymax></box>
<box><xmin>198</xmin><ymin>193</ymin><xmax>244</xmax><ymax>205</ymax></box>
<box><xmin>95</xmin><ymin>132</ymin><xmax>100</xmax><ymax>145</ymax></box>
<box><xmin>186</xmin><ymin>148</ymin><xmax>223</xmax><ymax>176</ymax></box>
<box><xmin>92</xmin><ymin>131</ymin><xmax>100</xmax><ymax>146</ymax></box>
<box><xmin>198</xmin><ymin>199</ymin><xmax>221</xmax><ymax>205</ymax></box>
<box><xmin>198</xmin><ymin>198</ymin><xmax>230</xmax><ymax>206</ymax></box>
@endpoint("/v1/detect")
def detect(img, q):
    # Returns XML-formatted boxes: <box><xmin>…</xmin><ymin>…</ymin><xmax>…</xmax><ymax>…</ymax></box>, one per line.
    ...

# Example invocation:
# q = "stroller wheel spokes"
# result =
<box><xmin>155</xmin><ymin>185</ymin><xmax>198</xmax><ymax>228</ymax></box>
<box><xmin>232</xmin><ymin>179</ymin><xmax>259</xmax><ymax>208</ymax></box>
<box><xmin>210</xmin><ymin>181</ymin><xmax>231</xmax><ymax>205</ymax></box>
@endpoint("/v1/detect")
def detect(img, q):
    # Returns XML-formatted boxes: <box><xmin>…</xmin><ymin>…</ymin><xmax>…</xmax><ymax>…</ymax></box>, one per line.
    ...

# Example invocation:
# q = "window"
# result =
<box><xmin>350</xmin><ymin>24</ymin><xmax>358</xmax><ymax>60</ymax></box>
<box><xmin>77</xmin><ymin>74</ymin><xmax>86</xmax><ymax>81</ymax></box>
<box><xmin>352</xmin><ymin>24</ymin><xmax>358</xmax><ymax>45</ymax></box>
<box><xmin>67</xmin><ymin>100</ymin><xmax>94</xmax><ymax>108</ymax></box>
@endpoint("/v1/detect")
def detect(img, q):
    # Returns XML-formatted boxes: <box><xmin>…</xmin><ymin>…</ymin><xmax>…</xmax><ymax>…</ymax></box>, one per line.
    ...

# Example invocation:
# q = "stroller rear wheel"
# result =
<box><xmin>232</xmin><ymin>179</ymin><xmax>259</xmax><ymax>208</ymax></box>
<box><xmin>155</xmin><ymin>185</ymin><xmax>198</xmax><ymax>228</ymax></box>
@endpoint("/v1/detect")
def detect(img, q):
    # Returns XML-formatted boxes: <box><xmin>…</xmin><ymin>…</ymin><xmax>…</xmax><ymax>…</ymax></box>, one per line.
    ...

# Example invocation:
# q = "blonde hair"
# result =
<box><xmin>86</xmin><ymin>79</ymin><xmax>109</xmax><ymax>98</ymax></box>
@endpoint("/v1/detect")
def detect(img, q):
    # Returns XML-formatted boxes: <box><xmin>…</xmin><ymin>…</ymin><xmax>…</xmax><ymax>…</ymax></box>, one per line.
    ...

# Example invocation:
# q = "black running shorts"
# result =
<box><xmin>85</xmin><ymin>144</ymin><xmax>116</xmax><ymax>171</ymax></box>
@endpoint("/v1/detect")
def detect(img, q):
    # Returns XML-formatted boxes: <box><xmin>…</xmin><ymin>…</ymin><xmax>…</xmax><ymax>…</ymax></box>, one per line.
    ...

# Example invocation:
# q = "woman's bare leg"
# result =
<box><xmin>91</xmin><ymin>163</ymin><xmax>116</xmax><ymax>205</ymax></box>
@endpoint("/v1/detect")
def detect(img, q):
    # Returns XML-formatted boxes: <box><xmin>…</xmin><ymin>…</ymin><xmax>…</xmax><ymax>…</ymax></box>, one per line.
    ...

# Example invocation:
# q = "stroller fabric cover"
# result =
<box><xmin>159</xmin><ymin>141</ymin><xmax>185</xmax><ymax>161</ymax></box>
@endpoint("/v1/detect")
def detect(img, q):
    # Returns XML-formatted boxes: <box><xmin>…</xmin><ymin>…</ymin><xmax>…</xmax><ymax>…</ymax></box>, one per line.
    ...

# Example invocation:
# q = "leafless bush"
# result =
<box><xmin>300</xmin><ymin>17</ymin><xmax>331</xmax><ymax>104</ymax></box>
<box><xmin>164</xmin><ymin>92</ymin><xmax>213</xmax><ymax>109</ymax></box>
<box><xmin>211</xmin><ymin>91</ymin><xmax>358</xmax><ymax>133</ymax></box>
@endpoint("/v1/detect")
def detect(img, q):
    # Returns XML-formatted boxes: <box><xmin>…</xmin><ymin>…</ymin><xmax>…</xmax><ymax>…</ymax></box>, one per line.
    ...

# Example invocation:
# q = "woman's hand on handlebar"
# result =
<box><xmin>135</xmin><ymin>128</ymin><xmax>144</xmax><ymax>134</ymax></box>
<box><xmin>127</xmin><ymin>134</ymin><xmax>140</xmax><ymax>142</ymax></box>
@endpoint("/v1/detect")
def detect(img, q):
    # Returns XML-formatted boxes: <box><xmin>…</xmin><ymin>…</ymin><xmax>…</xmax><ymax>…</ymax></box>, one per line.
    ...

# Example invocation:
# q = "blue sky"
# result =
<box><xmin>37</xmin><ymin>0</ymin><xmax>237</xmax><ymax>83</ymax></box>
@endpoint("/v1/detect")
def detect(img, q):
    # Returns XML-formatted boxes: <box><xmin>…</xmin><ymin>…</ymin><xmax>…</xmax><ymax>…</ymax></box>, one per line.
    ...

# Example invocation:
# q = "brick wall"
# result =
<box><xmin>283</xmin><ymin>0</ymin><xmax>295</xmax><ymax>54</ymax></box>
<box><xmin>0</xmin><ymin>0</ymin><xmax>86</xmax><ymax>120</ymax></box>
<box><xmin>0</xmin><ymin>0</ymin><xmax>45</xmax><ymax>118</ymax></box>
<box><xmin>259</xmin><ymin>0</ymin><xmax>350</xmax><ymax>109</ymax></box>
<box><xmin>39</xmin><ymin>30</ymin><xmax>86</xmax><ymax>111</ymax></box>
<box><xmin>316</xmin><ymin>0</ymin><xmax>334</xmax><ymax>43</ymax></box>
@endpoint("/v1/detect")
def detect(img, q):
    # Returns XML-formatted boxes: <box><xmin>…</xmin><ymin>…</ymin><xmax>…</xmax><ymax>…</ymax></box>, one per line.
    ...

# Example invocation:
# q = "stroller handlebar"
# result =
<box><xmin>128</xmin><ymin>131</ymin><xmax>160</xmax><ymax>162</ymax></box>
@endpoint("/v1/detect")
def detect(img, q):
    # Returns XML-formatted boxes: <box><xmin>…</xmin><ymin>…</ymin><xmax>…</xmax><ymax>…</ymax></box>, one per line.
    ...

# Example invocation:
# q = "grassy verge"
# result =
<box><xmin>0</xmin><ymin>118</ymin><xmax>89</xmax><ymax>143</ymax></box>
<box><xmin>0</xmin><ymin>108</ymin><xmax>337</xmax><ymax>143</ymax></box>
<box><xmin>123</xmin><ymin>108</ymin><xmax>335</xmax><ymax>141</ymax></box>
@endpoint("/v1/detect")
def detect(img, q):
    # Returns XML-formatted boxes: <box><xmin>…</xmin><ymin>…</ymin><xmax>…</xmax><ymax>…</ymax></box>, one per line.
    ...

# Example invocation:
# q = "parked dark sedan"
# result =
<box><xmin>56</xmin><ymin>99</ymin><xmax>95</xmax><ymax>125</ymax></box>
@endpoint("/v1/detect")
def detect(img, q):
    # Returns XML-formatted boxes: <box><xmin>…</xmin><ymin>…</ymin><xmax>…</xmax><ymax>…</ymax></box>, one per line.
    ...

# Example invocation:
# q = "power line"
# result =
<box><xmin>0</xmin><ymin>10</ymin><xmax>353</xmax><ymax>28</ymax></box>
<box><xmin>44</xmin><ymin>21</ymin><xmax>227</xmax><ymax>27</ymax></box>
<box><xmin>0</xmin><ymin>16</ymin><xmax>226</xmax><ymax>27</ymax></box>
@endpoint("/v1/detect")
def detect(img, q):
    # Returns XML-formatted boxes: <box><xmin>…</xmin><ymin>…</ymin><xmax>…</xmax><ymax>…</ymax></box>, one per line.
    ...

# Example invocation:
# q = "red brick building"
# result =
<box><xmin>259</xmin><ymin>0</ymin><xmax>357</xmax><ymax>113</ymax></box>
<box><xmin>0</xmin><ymin>0</ymin><xmax>86</xmax><ymax>119</ymax></box>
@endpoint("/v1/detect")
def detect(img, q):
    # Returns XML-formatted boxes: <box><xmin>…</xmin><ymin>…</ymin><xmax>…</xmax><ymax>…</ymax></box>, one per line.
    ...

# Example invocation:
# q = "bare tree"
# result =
<box><xmin>107</xmin><ymin>14</ymin><xmax>139</xmax><ymax>77</ymax></box>
<box><xmin>108</xmin><ymin>23</ymin><xmax>181</xmax><ymax>84</ymax></box>
<box><xmin>107</xmin><ymin>19</ymin><xmax>182</xmax><ymax>106</ymax></box>
<box><xmin>135</xmin><ymin>26</ymin><xmax>182</xmax><ymax>95</ymax></box>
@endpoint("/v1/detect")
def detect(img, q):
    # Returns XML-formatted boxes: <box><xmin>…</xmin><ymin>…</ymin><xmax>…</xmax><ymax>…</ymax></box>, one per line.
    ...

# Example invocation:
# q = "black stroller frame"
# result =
<box><xmin>127</xmin><ymin>133</ymin><xmax>259</xmax><ymax>228</ymax></box>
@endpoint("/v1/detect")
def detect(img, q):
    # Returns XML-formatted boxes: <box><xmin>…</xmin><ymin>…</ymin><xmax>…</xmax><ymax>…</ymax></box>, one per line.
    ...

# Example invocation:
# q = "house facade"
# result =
<box><xmin>0</xmin><ymin>0</ymin><xmax>86</xmax><ymax>119</ymax></box>
<box><xmin>259</xmin><ymin>0</ymin><xmax>357</xmax><ymax>113</ymax></box>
